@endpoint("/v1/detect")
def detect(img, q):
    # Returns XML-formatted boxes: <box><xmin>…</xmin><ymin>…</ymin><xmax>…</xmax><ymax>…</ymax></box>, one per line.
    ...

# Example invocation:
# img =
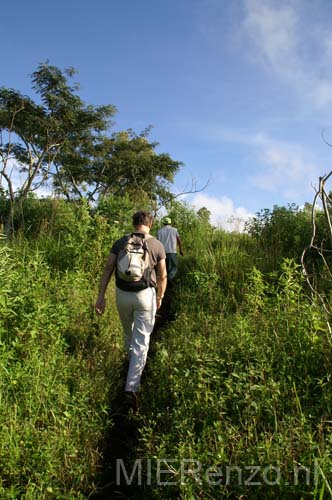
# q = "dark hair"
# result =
<box><xmin>132</xmin><ymin>210</ymin><xmax>154</xmax><ymax>227</ymax></box>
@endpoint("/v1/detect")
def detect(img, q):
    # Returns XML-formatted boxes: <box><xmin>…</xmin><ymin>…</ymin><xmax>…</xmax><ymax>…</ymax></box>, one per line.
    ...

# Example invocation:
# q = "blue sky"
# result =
<box><xmin>2</xmin><ymin>0</ymin><xmax>332</xmax><ymax>229</ymax></box>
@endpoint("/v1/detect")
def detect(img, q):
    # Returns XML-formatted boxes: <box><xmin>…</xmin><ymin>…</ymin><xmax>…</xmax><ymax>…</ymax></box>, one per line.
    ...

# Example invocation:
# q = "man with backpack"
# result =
<box><xmin>94</xmin><ymin>211</ymin><xmax>167</xmax><ymax>410</ymax></box>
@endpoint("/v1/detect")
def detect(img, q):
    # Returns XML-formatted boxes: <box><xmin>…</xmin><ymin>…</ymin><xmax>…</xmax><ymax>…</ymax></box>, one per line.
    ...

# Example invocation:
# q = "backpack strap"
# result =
<box><xmin>131</xmin><ymin>232</ymin><xmax>154</xmax><ymax>249</ymax></box>
<box><xmin>131</xmin><ymin>232</ymin><xmax>154</xmax><ymax>240</ymax></box>
<box><xmin>132</xmin><ymin>233</ymin><xmax>154</xmax><ymax>286</ymax></box>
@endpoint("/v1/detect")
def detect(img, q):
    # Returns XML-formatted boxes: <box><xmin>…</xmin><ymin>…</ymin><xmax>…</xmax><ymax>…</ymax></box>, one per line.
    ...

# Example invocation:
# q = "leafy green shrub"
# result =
<box><xmin>245</xmin><ymin>203</ymin><xmax>329</xmax><ymax>272</ymax></box>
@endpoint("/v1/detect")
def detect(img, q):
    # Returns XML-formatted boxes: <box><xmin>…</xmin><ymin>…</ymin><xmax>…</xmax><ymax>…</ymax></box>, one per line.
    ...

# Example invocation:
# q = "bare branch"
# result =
<box><xmin>153</xmin><ymin>176</ymin><xmax>210</xmax><ymax>215</ymax></box>
<box><xmin>172</xmin><ymin>176</ymin><xmax>210</xmax><ymax>200</ymax></box>
<box><xmin>321</xmin><ymin>128</ymin><xmax>332</xmax><ymax>149</ymax></box>
<box><xmin>301</xmin><ymin>171</ymin><xmax>332</xmax><ymax>336</ymax></box>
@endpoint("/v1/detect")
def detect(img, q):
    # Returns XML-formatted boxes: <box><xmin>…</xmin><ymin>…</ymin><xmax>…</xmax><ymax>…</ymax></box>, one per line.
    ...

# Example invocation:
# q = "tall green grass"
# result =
<box><xmin>135</xmin><ymin>231</ymin><xmax>332</xmax><ymax>499</ymax></box>
<box><xmin>0</xmin><ymin>234</ymin><xmax>125</xmax><ymax>498</ymax></box>
<box><xmin>2</xmin><ymin>199</ymin><xmax>332</xmax><ymax>499</ymax></box>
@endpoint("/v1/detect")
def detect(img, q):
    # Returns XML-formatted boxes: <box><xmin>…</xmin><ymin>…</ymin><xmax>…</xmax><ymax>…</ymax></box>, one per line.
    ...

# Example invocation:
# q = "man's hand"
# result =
<box><xmin>180</xmin><ymin>250</ymin><xmax>184</xmax><ymax>256</ymax></box>
<box><xmin>95</xmin><ymin>253</ymin><xmax>117</xmax><ymax>315</ymax></box>
<box><xmin>95</xmin><ymin>297</ymin><xmax>106</xmax><ymax>315</ymax></box>
<box><xmin>156</xmin><ymin>259</ymin><xmax>167</xmax><ymax>307</ymax></box>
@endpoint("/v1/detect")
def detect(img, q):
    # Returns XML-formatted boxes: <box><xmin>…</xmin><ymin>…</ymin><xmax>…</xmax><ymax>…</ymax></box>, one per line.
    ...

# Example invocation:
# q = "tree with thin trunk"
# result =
<box><xmin>0</xmin><ymin>63</ymin><xmax>116</xmax><ymax>230</ymax></box>
<box><xmin>0</xmin><ymin>63</ymin><xmax>183</xmax><ymax>231</ymax></box>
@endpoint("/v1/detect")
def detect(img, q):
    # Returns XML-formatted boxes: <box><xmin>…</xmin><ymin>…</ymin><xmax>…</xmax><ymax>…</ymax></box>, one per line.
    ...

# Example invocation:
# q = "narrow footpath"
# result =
<box><xmin>90</xmin><ymin>313</ymin><xmax>172</xmax><ymax>500</ymax></box>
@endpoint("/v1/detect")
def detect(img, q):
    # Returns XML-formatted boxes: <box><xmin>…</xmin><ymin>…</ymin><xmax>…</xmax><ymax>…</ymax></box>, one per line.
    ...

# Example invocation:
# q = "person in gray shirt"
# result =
<box><xmin>157</xmin><ymin>216</ymin><xmax>184</xmax><ymax>283</ymax></box>
<box><xmin>157</xmin><ymin>216</ymin><xmax>184</xmax><ymax>321</ymax></box>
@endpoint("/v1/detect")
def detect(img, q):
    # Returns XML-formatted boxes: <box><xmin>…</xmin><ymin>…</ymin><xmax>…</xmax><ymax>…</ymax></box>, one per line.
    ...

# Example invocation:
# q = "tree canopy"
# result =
<box><xmin>0</xmin><ymin>62</ymin><xmax>181</xmax><ymax>219</ymax></box>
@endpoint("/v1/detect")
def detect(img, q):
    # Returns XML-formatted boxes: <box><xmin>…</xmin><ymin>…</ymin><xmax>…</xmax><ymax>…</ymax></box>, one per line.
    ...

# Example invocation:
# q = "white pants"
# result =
<box><xmin>116</xmin><ymin>287</ymin><xmax>157</xmax><ymax>392</ymax></box>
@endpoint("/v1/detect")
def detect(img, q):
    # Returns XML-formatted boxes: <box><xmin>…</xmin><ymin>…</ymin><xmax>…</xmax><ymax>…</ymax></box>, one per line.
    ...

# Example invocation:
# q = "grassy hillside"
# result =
<box><xmin>137</xmin><ymin>254</ymin><xmax>332</xmax><ymax>499</ymax></box>
<box><xmin>0</xmin><ymin>200</ymin><xmax>331</xmax><ymax>499</ymax></box>
<box><xmin>0</xmin><ymin>207</ymin><xmax>127</xmax><ymax>499</ymax></box>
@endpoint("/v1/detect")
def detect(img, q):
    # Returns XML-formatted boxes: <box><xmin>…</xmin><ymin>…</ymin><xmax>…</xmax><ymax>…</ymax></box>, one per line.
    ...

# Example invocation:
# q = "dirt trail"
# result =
<box><xmin>90</xmin><ymin>315</ymin><xmax>169</xmax><ymax>500</ymax></box>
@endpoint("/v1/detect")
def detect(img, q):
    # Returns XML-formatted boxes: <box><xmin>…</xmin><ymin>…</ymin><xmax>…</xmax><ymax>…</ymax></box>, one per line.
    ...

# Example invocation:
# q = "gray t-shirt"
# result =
<box><xmin>157</xmin><ymin>225</ymin><xmax>179</xmax><ymax>254</ymax></box>
<box><xmin>111</xmin><ymin>232</ymin><xmax>166</xmax><ymax>291</ymax></box>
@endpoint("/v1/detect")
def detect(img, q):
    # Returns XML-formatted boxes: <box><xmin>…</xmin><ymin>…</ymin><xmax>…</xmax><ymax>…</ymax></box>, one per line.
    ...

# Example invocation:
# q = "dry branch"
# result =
<box><xmin>301</xmin><ymin>171</ymin><xmax>332</xmax><ymax>335</ymax></box>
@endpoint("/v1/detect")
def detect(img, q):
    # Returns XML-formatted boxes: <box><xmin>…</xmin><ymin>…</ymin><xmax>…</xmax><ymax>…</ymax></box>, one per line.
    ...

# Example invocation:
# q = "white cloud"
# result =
<box><xmin>243</xmin><ymin>0</ymin><xmax>298</xmax><ymax>71</ymax></box>
<box><xmin>247</xmin><ymin>133</ymin><xmax>320</xmax><ymax>197</ymax></box>
<box><xmin>194</xmin><ymin>124</ymin><xmax>322</xmax><ymax>200</ymax></box>
<box><xmin>191</xmin><ymin>192</ymin><xmax>254</xmax><ymax>232</ymax></box>
<box><xmin>242</xmin><ymin>0</ymin><xmax>332</xmax><ymax>108</ymax></box>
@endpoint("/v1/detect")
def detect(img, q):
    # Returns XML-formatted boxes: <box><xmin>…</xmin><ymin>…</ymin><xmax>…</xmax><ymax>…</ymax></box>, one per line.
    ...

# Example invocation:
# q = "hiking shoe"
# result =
<box><xmin>123</xmin><ymin>391</ymin><xmax>138</xmax><ymax>412</ymax></box>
